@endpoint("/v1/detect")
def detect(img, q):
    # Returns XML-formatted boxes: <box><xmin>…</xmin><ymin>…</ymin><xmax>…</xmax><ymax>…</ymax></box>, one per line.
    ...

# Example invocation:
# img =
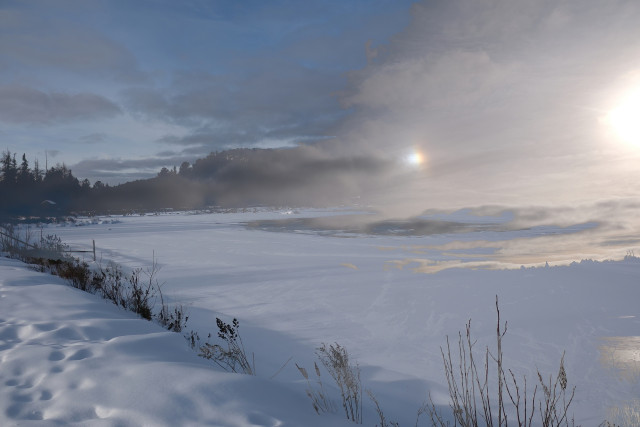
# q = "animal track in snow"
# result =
<box><xmin>68</xmin><ymin>348</ymin><xmax>93</xmax><ymax>360</ymax></box>
<box><xmin>48</xmin><ymin>350</ymin><xmax>65</xmax><ymax>361</ymax></box>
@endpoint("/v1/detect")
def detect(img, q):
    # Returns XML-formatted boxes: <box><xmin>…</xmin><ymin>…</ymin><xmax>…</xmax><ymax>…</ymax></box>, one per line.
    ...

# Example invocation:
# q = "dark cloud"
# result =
<box><xmin>0</xmin><ymin>85</ymin><xmax>122</xmax><ymax>124</ymax></box>
<box><xmin>155</xmin><ymin>124</ymin><xmax>333</xmax><ymax>152</ymax></box>
<box><xmin>156</xmin><ymin>150</ymin><xmax>179</xmax><ymax>158</ymax></box>
<box><xmin>78</xmin><ymin>133</ymin><xmax>108</xmax><ymax>144</ymax></box>
<box><xmin>133</xmin><ymin>146</ymin><xmax>387</xmax><ymax>207</ymax></box>
<box><xmin>123</xmin><ymin>62</ymin><xmax>344</xmax><ymax>151</ymax></box>
<box><xmin>122</xmin><ymin>87</ymin><xmax>169</xmax><ymax>120</ymax></box>
<box><xmin>0</xmin><ymin>5</ymin><xmax>147</xmax><ymax>83</ymax></box>
<box><xmin>124</xmin><ymin>64</ymin><xmax>343</xmax><ymax>125</ymax></box>
<box><xmin>72</xmin><ymin>157</ymin><xmax>182</xmax><ymax>173</ymax></box>
<box><xmin>70</xmin><ymin>156</ymin><xmax>188</xmax><ymax>185</ymax></box>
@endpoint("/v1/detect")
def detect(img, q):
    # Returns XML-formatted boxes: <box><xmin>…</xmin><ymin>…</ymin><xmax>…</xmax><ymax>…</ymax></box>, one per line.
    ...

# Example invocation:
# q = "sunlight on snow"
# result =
<box><xmin>600</xmin><ymin>336</ymin><xmax>640</xmax><ymax>382</ymax></box>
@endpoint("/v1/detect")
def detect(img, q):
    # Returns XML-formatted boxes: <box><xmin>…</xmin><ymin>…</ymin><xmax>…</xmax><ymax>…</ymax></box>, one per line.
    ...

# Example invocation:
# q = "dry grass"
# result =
<box><xmin>296</xmin><ymin>361</ymin><xmax>336</xmax><ymax>415</ymax></box>
<box><xmin>199</xmin><ymin>318</ymin><xmax>255</xmax><ymax>375</ymax></box>
<box><xmin>316</xmin><ymin>342</ymin><xmax>363</xmax><ymax>424</ymax></box>
<box><xmin>428</xmin><ymin>296</ymin><xmax>575</xmax><ymax>427</ymax></box>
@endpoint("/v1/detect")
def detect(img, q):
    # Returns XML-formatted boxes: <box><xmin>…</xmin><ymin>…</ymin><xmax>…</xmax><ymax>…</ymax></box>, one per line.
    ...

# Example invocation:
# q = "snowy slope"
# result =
<box><xmin>0</xmin><ymin>256</ymin><xmax>353</xmax><ymax>427</ymax></box>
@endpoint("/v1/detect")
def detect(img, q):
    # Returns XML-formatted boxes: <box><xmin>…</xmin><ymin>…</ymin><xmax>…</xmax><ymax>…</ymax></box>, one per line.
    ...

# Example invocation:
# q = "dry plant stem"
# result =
<box><xmin>295</xmin><ymin>362</ymin><xmax>335</xmax><ymax>415</ymax></box>
<box><xmin>367</xmin><ymin>390</ymin><xmax>399</xmax><ymax>427</ymax></box>
<box><xmin>537</xmin><ymin>354</ymin><xmax>575</xmax><ymax>427</ymax></box>
<box><xmin>270</xmin><ymin>356</ymin><xmax>293</xmax><ymax>380</ymax></box>
<box><xmin>503</xmin><ymin>369</ymin><xmax>537</xmax><ymax>427</ymax></box>
<box><xmin>429</xmin><ymin>295</ymin><xmax>575</xmax><ymax>427</ymax></box>
<box><xmin>487</xmin><ymin>295</ymin><xmax>508</xmax><ymax>426</ymax></box>
<box><xmin>316</xmin><ymin>343</ymin><xmax>362</xmax><ymax>424</ymax></box>
<box><xmin>496</xmin><ymin>297</ymin><xmax>505</xmax><ymax>426</ymax></box>
<box><xmin>415</xmin><ymin>400</ymin><xmax>429</xmax><ymax>427</ymax></box>
<box><xmin>199</xmin><ymin>318</ymin><xmax>255</xmax><ymax>375</ymax></box>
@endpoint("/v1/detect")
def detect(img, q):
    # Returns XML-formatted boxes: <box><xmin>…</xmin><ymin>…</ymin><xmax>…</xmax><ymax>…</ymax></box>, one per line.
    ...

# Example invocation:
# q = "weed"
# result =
<box><xmin>56</xmin><ymin>259</ymin><xmax>92</xmax><ymax>291</ymax></box>
<box><xmin>428</xmin><ymin>296</ymin><xmax>575</xmax><ymax>427</ymax></box>
<box><xmin>97</xmin><ymin>262</ymin><xmax>127</xmax><ymax>308</ymax></box>
<box><xmin>186</xmin><ymin>330</ymin><xmax>203</xmax><ymax>350</ymax></box>
<box><xmin>199</xmin><ymin>318</ymin><xmax>255</xmax><ymax>375</ymax></box>
<box><xmin>1</xmin><ymin>227</ymin><xmax>189</xmax><ymax>335</ymax></box>
<box><xmin>296</xmin><ymin>361</ymin><xmax>336</xmax><ymax>415</ymax></box>
<box><xmin>368</xmin><ymin>390</ymin><xmax>400</xmax><ymax>427</ymax></box>
<box><xmin>316</xmin><ymin>342</ymin><xmax>363</xmax><ymax>424</ymax></box>
<box><xmin>158</xmin><ymin>304</ymin><xmax>188</xmax><ymax>332</ymax></box>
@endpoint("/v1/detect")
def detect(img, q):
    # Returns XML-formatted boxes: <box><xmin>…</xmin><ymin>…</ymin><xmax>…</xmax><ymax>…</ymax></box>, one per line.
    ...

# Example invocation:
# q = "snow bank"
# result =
<box><xmin>0</xmin><ymin>257</ymin><xmax>352</xmax><ymax>426</ymax></box>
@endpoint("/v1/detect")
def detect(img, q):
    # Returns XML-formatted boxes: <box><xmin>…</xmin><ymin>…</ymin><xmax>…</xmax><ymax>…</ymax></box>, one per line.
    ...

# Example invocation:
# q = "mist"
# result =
<box><xmin>309</xmin><ymin>0</ymin><xmax>640</xmax><ymax>218</ymax></box>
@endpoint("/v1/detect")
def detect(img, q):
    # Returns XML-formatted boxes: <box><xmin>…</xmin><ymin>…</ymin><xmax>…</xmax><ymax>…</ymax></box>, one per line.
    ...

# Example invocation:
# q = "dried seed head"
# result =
<box><xmin>559</xmin><ymin>364</ymin><xmax>567</xmax><ymax>391</ymax></box>
<box><xmin>296</xmin><ymin>363</ymin><xmax>309</xmax><ymax>380</ymax></box>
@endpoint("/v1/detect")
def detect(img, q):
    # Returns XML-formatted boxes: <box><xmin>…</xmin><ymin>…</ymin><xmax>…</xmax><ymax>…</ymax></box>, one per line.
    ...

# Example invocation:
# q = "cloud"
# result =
<box><xmin>0</xmin><ymin>85</ymin><xmax>122</xmax><ymax>125</ymax></box>
<box><xmin>325</xmin><ymin>0</ymin><xmax>640</xmax><ymax>214</ymax></box>
<box><xmin>78</xmin><ymin>133</ymin><xmax>108</xmax><ymax>144</ymax></box>
<box><xmin>0</xmin><ymin>5</ymin><xmax>147</xmax><ymax>83</ymax></box>
<box><xmin>69</xmin><ymin>156</ymin><xmax>188</xmax><ymax>185</ymax></box>
<box><xmin>72</xmin><ymin>156</ymin><xmax>180</xmax><ymax>173</ymax></box>
<box><xmin>194</xmin><ymin>146</ymin><xmax>392</xmax><ymax>207</ymax></box>
<box><xmin>123</xmin><ymin>61</ymin><xmax>344</xmax><ymax>151</ymax></box>
<box><xmin>46</xmin><ymin>149</ymin><xmax>61</xmax><ymax>159</ymax></box>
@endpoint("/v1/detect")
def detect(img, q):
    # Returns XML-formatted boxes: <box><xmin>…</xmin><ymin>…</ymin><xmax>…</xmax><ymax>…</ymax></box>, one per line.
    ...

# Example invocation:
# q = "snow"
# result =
<box><xmin>2</xmin><ymin>208</ymin><xmax>640</xmax><ymax>425</ymax></box>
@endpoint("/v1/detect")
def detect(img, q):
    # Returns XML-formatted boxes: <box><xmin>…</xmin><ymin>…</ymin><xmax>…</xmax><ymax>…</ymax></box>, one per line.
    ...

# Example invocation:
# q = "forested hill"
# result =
<box><xmin>0</xmin><ymin>148</ymin><xmax>379</xmax><ymax>218</ymax></box>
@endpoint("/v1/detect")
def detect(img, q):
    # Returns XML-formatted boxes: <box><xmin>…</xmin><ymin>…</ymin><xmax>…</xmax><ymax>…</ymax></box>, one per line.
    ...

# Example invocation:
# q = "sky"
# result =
<box><xmin>2</xmin><ymin>0</ymin><xmax>640</xmax><ymax>215</ymax></box>
<box><xmin>0</xmin><ymin>0</ymin><xmax>414</xmax><ymax>183</ymax></box>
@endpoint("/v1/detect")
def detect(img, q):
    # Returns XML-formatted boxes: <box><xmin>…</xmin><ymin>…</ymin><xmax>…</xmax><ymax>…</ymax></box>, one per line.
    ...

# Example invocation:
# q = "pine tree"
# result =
<box><xmin>17</xmin><ymin>153</ymin><xmax>32</xmax><ymax>186</ymax></box>
<box><xmin>1</xmin><ymin>150</ymin><xmax>17</xmax><ymax>184</ymax></box>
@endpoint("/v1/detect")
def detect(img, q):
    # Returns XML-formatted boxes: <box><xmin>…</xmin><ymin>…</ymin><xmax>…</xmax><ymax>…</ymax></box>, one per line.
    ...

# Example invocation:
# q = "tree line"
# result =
<box><xmin>0</xmin><ymin>150</ymin><xmax>96</xmax><ymax>218</ymax></box>
<box><xmin>0</xmin><ymin>146</ymin><xmax>358</xmax><ymax>219</ymax></box>
<box><xmin>0</xmin><ymin>149</ymin><xmax>206</xmax><ymax>219</ymax></box>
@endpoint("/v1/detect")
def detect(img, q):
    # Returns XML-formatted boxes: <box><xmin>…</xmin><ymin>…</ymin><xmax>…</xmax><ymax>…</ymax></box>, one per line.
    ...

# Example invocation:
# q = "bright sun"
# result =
<box><xmin>607</xmin><ymin>87</ymin><xmax>640</xmax><ymax>146</ymax></box>
<box><xmin>404</xmin><ymin>149</ymin><xmax>426</xmax><ymax>168</ymax></box>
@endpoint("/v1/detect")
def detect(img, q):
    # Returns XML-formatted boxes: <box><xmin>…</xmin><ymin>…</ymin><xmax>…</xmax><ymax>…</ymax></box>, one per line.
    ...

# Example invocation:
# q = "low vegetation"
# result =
<box><xmin>427</xmin><ymin>297</ymin><xmax>575</xmax><ymax>426</ymax></box>
<box><xmin>297</xmin><ymin>298</ymin><xmax>576</xmax><ymax>426</ymax></box>
<box><xmin>0</xmin><ymin>224</ymin><xmax>187</xmax><ymax>333</ymax></box>
<box><xmin>296</xmin><ymin>360</ymin><xmax>337</xmax><ymax>415</ymax></box>
<box><xmin>198</xmin><ymin>317</ymin><xmax>256</xmax><ymax>375</ymax></box>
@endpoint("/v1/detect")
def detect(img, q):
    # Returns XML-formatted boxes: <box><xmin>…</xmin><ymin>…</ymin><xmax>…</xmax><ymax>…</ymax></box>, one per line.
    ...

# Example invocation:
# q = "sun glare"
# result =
<box><xmin>404</xmin><ymin>149</ymin><xmax>426</xmax><ymax>168</ymax></box>
<box><xmin>607</xmin><ymin>87</ymin><xmax>640</xmax><ymax>146</ymax></box>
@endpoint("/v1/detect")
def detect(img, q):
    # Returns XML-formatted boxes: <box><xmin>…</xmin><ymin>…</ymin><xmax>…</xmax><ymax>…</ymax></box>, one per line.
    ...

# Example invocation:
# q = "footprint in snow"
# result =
<box><xmin>68</xmin><ymin>348</ymin><xmax>93</xmax><ymax>361</ymax></box>
<box><xmin>50</xmin><ymin>365</ymin><xmax>64</xmax><ymax>374</ymax></box>
<box><xmin>10</xmin><ymin>391</ymin><xmax>33</xmax><ymax>403</ymax></box>
<box><xmin>48</xmin><ymin>350</ymin><xmax>65</xmax><ymax>361</ymax></box>
<box><xmin>5</xmin><ymin>403</ymin><xmax>43</xmax><ymax>420</ymax></box>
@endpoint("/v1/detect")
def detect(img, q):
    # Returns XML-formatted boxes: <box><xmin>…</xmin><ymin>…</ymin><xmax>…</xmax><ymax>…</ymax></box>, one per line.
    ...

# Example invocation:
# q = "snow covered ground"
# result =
<box><xmin>2</xmin><ymin>207</ymin><xmax>640</xmax><ymax>426</ymax></box>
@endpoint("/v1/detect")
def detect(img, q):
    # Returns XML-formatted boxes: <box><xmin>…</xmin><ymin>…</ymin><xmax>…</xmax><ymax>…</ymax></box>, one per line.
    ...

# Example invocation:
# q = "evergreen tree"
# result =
<box><xmin>1</xmin><ymin>150</ymin><xmax>17</xmax><ymax>184</ymax></box>
<box><xmin>17</xmin><ymin>153</ymin><xmax>32</xmax><ymax>186</ymax></box>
